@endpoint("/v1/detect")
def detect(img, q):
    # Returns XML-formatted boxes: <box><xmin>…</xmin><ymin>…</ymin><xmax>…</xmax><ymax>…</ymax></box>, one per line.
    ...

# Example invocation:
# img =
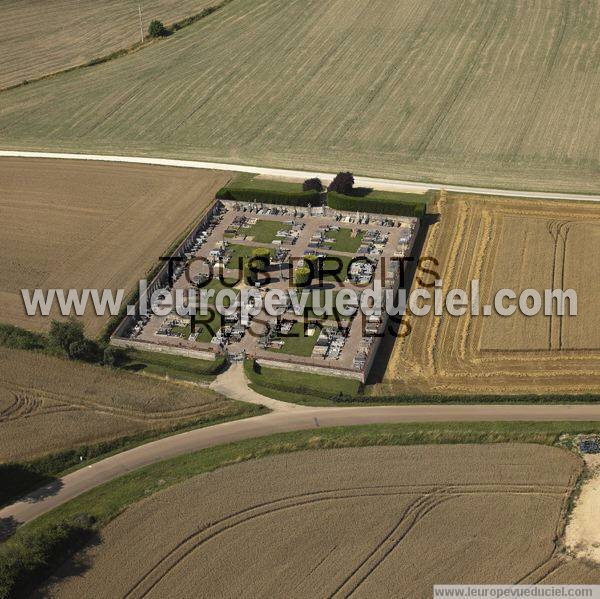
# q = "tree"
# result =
<box><xmin>328</xmin><ymin>172</ymin><xmax>354</xmax><ymax>195</ymax></box>
<box><xmin>293</xmin><ymin>266</ymin><xmax>312</xmax><ymax>287</ymax></box>
<box><xmin>245</xmin><ymin>248</ymin><xmax>270</xmax><ymax>285</ymax></box>
<box><xmin>48</xmin><ymin>319</ymin><xmax>85</xmax><ymax>355</ymax></box>
<box><xmin>303</xmin><ymin>178</ymin><xmax>323</xmax><ymax>193</ymax></box>
<box><xmin>302</xmin><ymin>254</ymin><xmax>319</xmax><ymax>278</ymax></box>
<box><xmin>68</xmin><ymin>339</ymin><xmax>99</xmax><ymax>363</ymax></box>
<box><xmin>103</xmin><ymin>345</ymin><xmax>127</xmax><ymax>367</ymax></box>
<box><xmin>251</xmin><ymin>247</ymin><xmax>271</xmax><ymax>267</ymax></box>
<box><xmin>148</xmin><ymin>20</ymin><xmax>167</xmax><ymax>37</ymax></box>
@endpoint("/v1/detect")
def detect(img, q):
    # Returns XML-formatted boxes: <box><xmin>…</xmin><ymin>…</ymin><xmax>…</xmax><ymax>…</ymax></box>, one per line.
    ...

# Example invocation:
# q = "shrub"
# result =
<box><xmin>293</xmin><ymin>266</ymin><xmax>312</xmax><ymax>287</ymax></box>
<box><xmin>48</xmin><ymin>319</ymin><xmax>86</xmax><ymax>356</ymax></box>
<box><xmin>103</xmin><ymin>345</ymin><xmax>128</xmax><ymax>367</ymax></box>
<box><xmin>68</xmin><ymin>339</ymin><xmax>100</xmax><ymax>362</ymax></box>
<box><xmin>0</xmin><ymin>515</ymin><xmax>96</xmax><ymax>598</ymax></box>
<box><xmin>148</xmin><ymin>20</ymin><xmax>167</xmax><ymax>37</ymax></box>
<box><xmin>328</xmin><ymin>172</ymin><xmax>355</xmax><ymax>194</ymax></box>
<box><xmin>327</xmin><ymin>191</ymin><xmax>427</xmax><ymax>218</ymax></box>
<box><xmin>216</xmin><ymin>186</ymin><xmax>321</xmax><ymax>207</ymax></box>
<box><xmin>303</xmin><ymin>178</ymin><xmax>323</xmax><ymax>192</ymax></box>
<box><xmin>245</xmin><ymin>248</ymin><xmax>270</xmax><ymax>285</ymax></box>
<box><xmin>0</xmin><ymin>324</ymin><xmax>45</xmax><ymax>351</ymax></box>
<box><xmin>251</xmin><ymin>247</ymin><xmax>271</xmax><ymax>265</ymax></box>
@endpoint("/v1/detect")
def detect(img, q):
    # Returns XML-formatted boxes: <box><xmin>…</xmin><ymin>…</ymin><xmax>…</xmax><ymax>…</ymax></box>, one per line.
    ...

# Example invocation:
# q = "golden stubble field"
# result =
<box><xmin>40</xmin><ymin>444</ymin><xmax>599</xmax><ymax>597</ymax></box>
<box><xmin>0</xmin><ymin>347</ymin><xmax>243</xmax><ymax>462</ymax></box>
<box><xmin>1</xmin><ymin>0</ymin><xmax>219</xmax><ymax>89</ymax></box>
<box><xmin>381</xmin><ymin>193</ymin><xmax>600</xmax><ymax>395</ymax></box>
<box><xmin>0</xmin><ymin>158</ymin><xmax>230</xmax><ymax>336</ymax></box>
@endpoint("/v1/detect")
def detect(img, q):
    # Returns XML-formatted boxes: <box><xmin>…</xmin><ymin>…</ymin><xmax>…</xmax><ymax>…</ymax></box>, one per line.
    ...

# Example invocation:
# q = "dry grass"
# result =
<box><xmin>0</xmin><ymin>158</ymin><xmax>230</xmax><ymax>336</ymax></box>
<box><xmin>380</xmin><ymin>193</ymin><xmax>600</xmax><ymax>395</ymax></box>
<box><xmin>40</xmin><ymin>444</ymin><xmax>598</xmax><ymax>596</ymax></box>
<box><xmin>1</xmin><ymin>0</ymin><xmax>219</xmax><ymax>89</ymax></box>
<box><xmin>0</xmin><ymin>347</ymin><xmax>242</xmax><ymax>462</ymax></box>
<box><xmin>0</xmin><ymin>0</ymin><xmax>600</xmax><ymax>192</ymax></box>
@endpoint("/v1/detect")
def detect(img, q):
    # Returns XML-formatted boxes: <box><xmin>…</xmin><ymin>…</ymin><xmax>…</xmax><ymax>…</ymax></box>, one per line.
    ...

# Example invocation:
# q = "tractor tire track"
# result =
<box><xmin>125</xmin><ymin>484</ymin><xmax>563</xmax><ymax>598</ymax></box>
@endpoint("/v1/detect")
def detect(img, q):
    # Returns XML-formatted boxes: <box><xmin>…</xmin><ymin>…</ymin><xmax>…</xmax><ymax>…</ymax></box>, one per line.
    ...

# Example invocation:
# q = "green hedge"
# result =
<box><xmin>123</xmin><ymin>349</ymin><xmax>226</xmax><ymax>377</ymax></box>
<box><xmin>327</xmin><ymin>191</ymin><xmax>428</xmax><ymax>217</ymax></box>
<box><xmin>216</xmin><ymin>186</ymin><xmax>322</xmax><ymax>207</ymax></box>
<box><xmin>347</xmin><ymin>393</ymin><xmax>600</xmax><ymax>404</ymax></box>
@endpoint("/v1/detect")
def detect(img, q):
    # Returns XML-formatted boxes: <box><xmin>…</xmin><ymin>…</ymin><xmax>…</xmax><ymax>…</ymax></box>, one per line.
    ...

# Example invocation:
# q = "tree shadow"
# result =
<box><xmin>21</xmin><ymin>478</ymin><xmax>65</xmax><ymax>503</ymax></box>
<box><xmin>121</xmin><ymin>361</ymin><xmax>147</xmax><ymax>373</ymax></box>
<box><xmin>0</xmin><ymin>463</ymin><xmax>63</xmax><ymax>507</ymax></box>
<box><xmin>28</xmin><ymin>531</ymin><xmax>104</xmax><ymax>598</ymax></box>
<box><xmin>0</xmin><ymin>516</ymin><xmax>19</xmax><ymax>540</ymax></box>
<box><xmin>347</xmin><ymin>187</ymin><xmax>375</xmax><ymax>198</ymax></box>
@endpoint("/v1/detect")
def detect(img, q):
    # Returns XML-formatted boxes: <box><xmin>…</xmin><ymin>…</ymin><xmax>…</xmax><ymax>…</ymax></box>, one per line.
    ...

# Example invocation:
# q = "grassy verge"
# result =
<box><xmin>121</xmin><ymin>349</ymin><xmax>226</xmax><ymax>383</ymax></box>
<box><xmin>0</xmin><ymin>401</ymin><xmax>266</xmax><ymax>509</ymax></box>
<box><xmin>245</xmin><ymin>360</ymin><xmax>363</xmax><ymax>405</ymax></box>
<box><xmin>1</xmin><ymin>421</ymin><xmax>598</xmax><ymax>597</ymax></box>
<box><xmin>246</xmin><ymin>360</ymin><xmax>600</xmax><ymax>406</ymax></box>
<box><xmin>231</xmin><ymin>173</ymin><xmax>305</xmax><ymax>193</ymax></box>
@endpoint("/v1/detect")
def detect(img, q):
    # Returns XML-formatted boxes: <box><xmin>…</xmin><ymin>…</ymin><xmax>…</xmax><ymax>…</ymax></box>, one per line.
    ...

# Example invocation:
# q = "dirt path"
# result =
<box><xmin>565</xmin><ymin>454</ymin><xmax>600</xmax><ymax>562</ymax></box>
<box><xmin>209</xmin><ymin>363</ymin><xmax>307</xmax><ymax>413</ymax></box>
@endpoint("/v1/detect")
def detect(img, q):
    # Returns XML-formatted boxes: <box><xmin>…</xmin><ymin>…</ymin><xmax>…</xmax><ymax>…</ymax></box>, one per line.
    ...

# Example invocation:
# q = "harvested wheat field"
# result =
<box><xmin>1</xmin><ymin>0</ymin><xmax>600</xmax><ymax>192</ymax></box>
<box><xmin>0</xmin><ymin>157</ymin><xmax>230</xmax><ymax>336</ymax></box>
<box><xmin>380</xmin><ymin>193</ymin><xmax>600</xmax><ymax>395</ymax></box>
<box><xmin>1</xmin><ymin>0</ymin><xmax>219</xmax><ymax>89</ymax></box>
<box><xmin>39</xmin><ymin>444</ymin><xmax>597</xmax><ymax>598</ymax></box>
<box><xmin>0</xmin><ymin>347</ymin><xmax>246</xmax><ymax>462</ymax></box>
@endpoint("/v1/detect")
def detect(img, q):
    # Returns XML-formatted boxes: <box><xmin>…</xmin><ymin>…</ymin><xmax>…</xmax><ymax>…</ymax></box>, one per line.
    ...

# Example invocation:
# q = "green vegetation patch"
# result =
<box><xmin>122</xmin><ymin>349</ymin><xmax>225</xmax><ymax>382</ymax></box>
<box><xmin>318</xmin><ymin>253</ymin><xmax>366</xmax><ymax>283</ymax></box>
<box><xmin>226</xmin><ymin>244</ymin><xmax>274</xmax><ymax>266</ymax></box>
<box><xmin>245</xmin><ymin>220</ymin><xmax>292</xmax><ymax>244</ymax></box>
<box><xmin>325</xmin><ymin>227</ymin><xmax>365</xmax><ymax>253</ymax></box>
<box><xmin>246</xmin><ymin>360</ymin><xmax>361</xmax><ymax>404</ymax></box>
<box><xmin>267</xmin><ymin>320</ymin><xmax>320</xmax><ymax>357</ymax></box>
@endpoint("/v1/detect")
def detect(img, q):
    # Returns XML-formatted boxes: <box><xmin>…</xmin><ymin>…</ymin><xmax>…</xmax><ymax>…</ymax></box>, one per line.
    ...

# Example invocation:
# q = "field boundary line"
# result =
<box><xmin>1</xmin><ymin>151</ymin><xmax>600</xmax><ymax>202</ymax></box>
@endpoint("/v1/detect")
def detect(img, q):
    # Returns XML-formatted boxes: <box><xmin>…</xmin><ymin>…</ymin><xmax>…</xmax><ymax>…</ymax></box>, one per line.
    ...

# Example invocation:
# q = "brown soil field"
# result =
<box><xmin>381</xmin><ymin>193</ymin><xmax>600</xmax><ymax>395</ymax></box>
<box><xmin>0</xmin><ymin>158</ymin><xmax>230</xmax><ymax>336</ymax></box>
<box><xmin>1</xmin><ymin>0</ymin><xmax>218</xmax><ymax>89</ymax></box>
<box><xmin>0</xmin><ymin>347</ymin><xmax>245</xmax><ymax>462</ymax></box>
<box><xmin>39</xmin><ymin>444</ymin><xmax>597</xmax><ymax>598</ymax></box>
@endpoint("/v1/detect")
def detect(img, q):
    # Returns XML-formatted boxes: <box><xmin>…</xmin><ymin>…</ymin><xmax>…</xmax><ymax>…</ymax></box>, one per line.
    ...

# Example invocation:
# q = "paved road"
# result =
<box><xmin>2</xmin><ymin>150</ymin><xmax>600</xmax><ymax>202</ymax></box>
<box><xmin>3</xmin><ymin>399</ymin><xmax>600</xmax><ymax>532</ymax></box>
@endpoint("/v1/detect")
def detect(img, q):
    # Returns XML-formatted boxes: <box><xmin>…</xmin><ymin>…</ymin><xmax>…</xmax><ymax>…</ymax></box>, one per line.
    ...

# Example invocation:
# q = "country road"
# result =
<box><xmin>2</xmin><ymin>150</ymin><xmax>600</xmax><ymax>202</ymax></box>
<box><xmin>2</xmin><ymin>360</ymin><xmax>600</xmax><ymax>533</ymax></box>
